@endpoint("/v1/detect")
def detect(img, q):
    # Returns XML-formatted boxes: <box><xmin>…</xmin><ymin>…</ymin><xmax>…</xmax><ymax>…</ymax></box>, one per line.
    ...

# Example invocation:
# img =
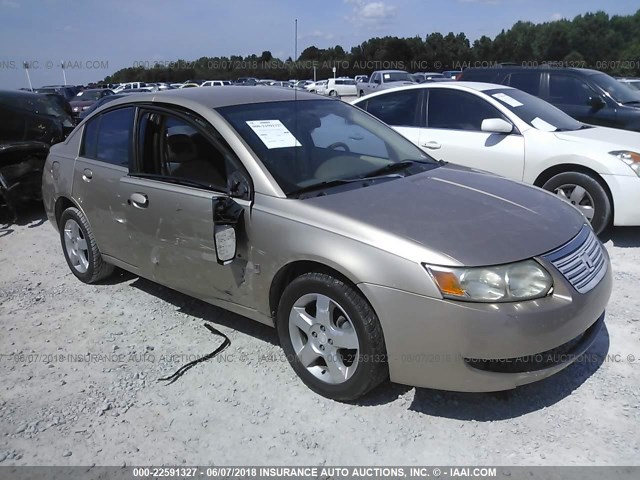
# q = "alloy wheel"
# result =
<box><xmin>63</xmin><ymin>218</ymin><xmax>89</xmax><ymax>274</ymax></box>
<box><xmin>554</xmin><ymin>184</ymin><xmax>595</xmax><ymax>221</ymax></box>
<box><xmin>288</xmin><ymin>293</ymin><xmax>360</xmax><ymax>385</ymax></box>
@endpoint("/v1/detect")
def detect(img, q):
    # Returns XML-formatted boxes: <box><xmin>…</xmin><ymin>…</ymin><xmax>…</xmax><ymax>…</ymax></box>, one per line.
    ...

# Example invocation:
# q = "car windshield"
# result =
<box><xmin>487</xmin><ymin>88</ymin><xmax>584</xmax><ymax>132</ymax></box>
<box><xmin>217</xmin><ymin>99</ymin><xmax>439</xmax><ymax>196</ymax></box>
<box><xmin>591</xmin><ymin>73</ymin><xmax>640</xmax><ymax>103</ymax></box>
<box><xmin>384</xmin><ymin>72</ymin><xmax>412</xmax><ymax>82</ymax></box>
<box><xmin>72</xmin><ymin>90</ymin><xmax>103</xmax><ymax>101</ymax></box>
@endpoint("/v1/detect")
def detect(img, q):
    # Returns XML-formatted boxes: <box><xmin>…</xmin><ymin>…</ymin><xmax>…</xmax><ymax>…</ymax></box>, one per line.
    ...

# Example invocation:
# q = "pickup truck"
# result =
<box><xmin>356</xmin><ymin>70</ymin><xmax>416</xmax><ymax>97</ymax></box>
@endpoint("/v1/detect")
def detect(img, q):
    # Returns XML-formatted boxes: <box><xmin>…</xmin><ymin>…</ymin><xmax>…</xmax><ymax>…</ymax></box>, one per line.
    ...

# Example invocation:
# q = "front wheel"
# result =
<box><xmin>277</xmin><ymin>273</ymin><xmax>388</xmax><ymax>401</ymax></box>
<box><xmin>542</xmin><ymin>172</ymin><xmax>611</xmax><ymax>235</ymax></box>
<box><xmin>329</xmin><ymin>90</ymin><xmax>338</xmax><ymax>97</ymax></box>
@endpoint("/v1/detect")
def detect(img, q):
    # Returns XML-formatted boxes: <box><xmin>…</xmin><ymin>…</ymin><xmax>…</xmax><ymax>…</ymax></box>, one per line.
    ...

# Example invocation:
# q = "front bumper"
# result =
<box><xmin>603</xmin><ymin>173</ymin><xmax>640</xmax><ymax>226</ymax></box>
<box><xmin>358</xmin><ymin>248</ymin><xmax>612</xmax><ymax>392</ymax></box>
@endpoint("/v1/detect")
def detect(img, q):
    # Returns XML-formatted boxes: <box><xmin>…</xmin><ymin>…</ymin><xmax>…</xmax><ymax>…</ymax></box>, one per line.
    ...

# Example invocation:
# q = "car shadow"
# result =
<box><xmin>0</xmin><ymin>202</ymin><xmax>47</xmax><ymax>234</ymax></box>
<box><xmin>601</xmin><ymin>226</ymin><xmax>640</xmax><ymax>248</ymax></box>
<box><xmin>407</xmin><ymin>323</ymin><xmax>610</xmax><ymax>421</ymax></box>
<box><xmin>128</xmin><ymin>276</ymin><xmax>279</xmax><ymax>346</ymax></box>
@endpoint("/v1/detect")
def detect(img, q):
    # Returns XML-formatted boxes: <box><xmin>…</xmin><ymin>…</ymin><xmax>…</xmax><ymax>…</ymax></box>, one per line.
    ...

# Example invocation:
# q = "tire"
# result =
<box><xmin>329</xmin><ymin>90</ymin><xmax>338</xmax><ymax>97</ymax></box>
<box><xmin>542</xmin><ymin>171</ymin><xmax>611</xmax><ymax>235</ymax></box>
<box><xmin>358</xmin><ymin>90</ymin><xmax>365</xmax><ymax>97</ymax></box>
<box><xmin>59</xmin><ymin>207</ymin><xmax>114</xmax><ymax>283</ymax></box>
<box><xmin>277</xmin><ymin>272</ymin><xmax>388</xmax><ymax>401</ymax></box>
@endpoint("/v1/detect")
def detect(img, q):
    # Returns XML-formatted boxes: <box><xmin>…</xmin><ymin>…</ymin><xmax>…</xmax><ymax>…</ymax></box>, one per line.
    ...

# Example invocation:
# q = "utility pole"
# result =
<box><xmin>23</xmin><ymin>62</ymin><xmax>33</xmax><ymax>91</ymax></box>
<box><xmin>61</xmin><ymin>61</ymin><xmax>67</xmax><ymax>85</ymax></box>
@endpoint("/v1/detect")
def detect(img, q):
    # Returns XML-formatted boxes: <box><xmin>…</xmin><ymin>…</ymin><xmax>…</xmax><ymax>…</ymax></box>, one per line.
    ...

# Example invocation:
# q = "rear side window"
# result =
<box><xmin>364</xmin><ymin>89</ymin><xmax>422</xmax><ymax>127</ymax></box>
<box><xmin>508</xmin><ymin>72</ymin><xmax>541</xmax><ymax>96</ymax></box>
<box><xmin>460</xmin><ymin>69</ymin><xmax>502</xmax><ymax>83</ymax></box>
<box><xmin>80</xmin><ymin>107</ymin><xmax>134</xmax><ymax>167</ymax></box>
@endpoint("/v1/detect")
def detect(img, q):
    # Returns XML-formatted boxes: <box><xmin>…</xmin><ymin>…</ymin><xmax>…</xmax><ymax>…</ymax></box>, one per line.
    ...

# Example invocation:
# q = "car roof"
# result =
<box><xmin>102</xmin><ymin>85</ymin><xmax>323</xmax><ymax>109</ymax></box>
<box><xmin>359</xmin><ymin>82</ymin><xmax>514</xmax><ymax>96</ymax></box>
<box><xmin>462</xmin><ymin>66</ymin><xmax>602</xmax><ymax>75</ymax></box>
<box><xmin>0</xmin><ymin>89</ymin><xmax>48</xmax><ymax>99</ymax></box>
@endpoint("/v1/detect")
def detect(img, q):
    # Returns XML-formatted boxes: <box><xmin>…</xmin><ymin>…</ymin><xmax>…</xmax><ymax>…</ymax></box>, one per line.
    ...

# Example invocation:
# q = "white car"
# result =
<box><xmin>201</xmin><ymin>80</ymin><xmax>232</xmax><ymax>87</ymax></box>
<box><xmin>112</xmin><ymin>82</ymin><xmax>147</xmax><ymax>93</ymax></box>
<box><xmin>315</xmin><ymin>80</ymin><xmax>328</xmax><ymax>95</ymax></box>
<box><xmin>353</xmin><ymin>82</ymin><xmax>640</xmax><ymax>234</ymax></box>
<box><xmin>325</xmin><ymin>78</ymin><xmax>357</xmax><ymax>97</ymax></box>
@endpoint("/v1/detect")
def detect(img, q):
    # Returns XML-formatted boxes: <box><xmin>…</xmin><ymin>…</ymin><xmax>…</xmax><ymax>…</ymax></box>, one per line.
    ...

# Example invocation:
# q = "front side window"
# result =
<box><xmin>136</xmin><ymin>111</ymin><xmax>248</xmax><ymax>197</ymax></box>
<box><xmin>81</xmin><ymin>107</ymin><xmax>134</xmax><ymax>167</ymax></box>
<box><xmin>427</xmin><ymin>89</ymin><xmax>506</xmax><ymax>131</ymax></box>
<box><xmin>548</xmin><ymin>75</ymin><xmax>596</xmax><ymax>106</ymax></box>
<box><xmin>363</xmin><ymin>89</ymin><xmax>422</xmax><ymax>127</ymax></box>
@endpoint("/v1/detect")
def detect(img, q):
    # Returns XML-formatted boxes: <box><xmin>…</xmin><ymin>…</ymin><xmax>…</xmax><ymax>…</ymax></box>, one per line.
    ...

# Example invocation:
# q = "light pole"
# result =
<box><xmin>23</xmin><ymin>62</ymin><xmax>33</xmax><ymax>91</ymax></box>
<box><xmin>61</xmin><ymin>61</ymin><xmax>67</xmax><ymax>85</ymax></box>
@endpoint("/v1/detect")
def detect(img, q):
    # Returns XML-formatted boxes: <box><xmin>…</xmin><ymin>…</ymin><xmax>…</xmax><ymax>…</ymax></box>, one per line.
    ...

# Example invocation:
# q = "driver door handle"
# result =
<box><xmin>421</xmin><ymin>141</ymin><xmax>441</xmax><ymax>150</ymax></box>
<box><xmin>128</xmin><ymin>192</ymin><xmax>148</xmax><ymax>209</ymax></box>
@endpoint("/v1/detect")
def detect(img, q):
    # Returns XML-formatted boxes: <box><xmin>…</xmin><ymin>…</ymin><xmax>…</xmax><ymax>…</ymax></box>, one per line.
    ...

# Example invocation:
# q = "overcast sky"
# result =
<box><xmin>0</xmin><ymin>0</ymin><xmax>637</xmax><ymax>89</ymax></box>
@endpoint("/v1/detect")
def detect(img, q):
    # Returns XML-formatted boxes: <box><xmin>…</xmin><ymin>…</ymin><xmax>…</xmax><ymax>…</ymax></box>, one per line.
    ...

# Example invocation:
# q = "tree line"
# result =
<box><xmin>103</xmin><ymin>9</ymin><xmax>640</xmax><ymax>84</ymax></box>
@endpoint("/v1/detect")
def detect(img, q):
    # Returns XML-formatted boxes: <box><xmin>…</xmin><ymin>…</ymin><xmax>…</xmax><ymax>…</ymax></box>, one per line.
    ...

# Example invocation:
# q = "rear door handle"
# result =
<box><xmin>82</xmin><ymin>168</ymin><xmax>93</xmax><ymax>182</ymax></box>
<box><xmin>421</xmin><ymin>141</ymin><xmax>441</xmax><ymax>150</ymax></box>
<box><xmin>128</xmin><ymin>192</ymin><xmax>148</xmax><ymax>209</ymax></box>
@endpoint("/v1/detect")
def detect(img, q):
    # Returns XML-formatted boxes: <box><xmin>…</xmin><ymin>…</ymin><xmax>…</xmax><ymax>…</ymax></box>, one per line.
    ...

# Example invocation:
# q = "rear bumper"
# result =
<box><xmin>358</xmin><ymin>250</ymin><xmax>612</xmax><ymax>392</ymax></box>
<box><xmin>603</xmin><ymin>173</ymin><xmax>640</xmax><ymax>226</ymax></box>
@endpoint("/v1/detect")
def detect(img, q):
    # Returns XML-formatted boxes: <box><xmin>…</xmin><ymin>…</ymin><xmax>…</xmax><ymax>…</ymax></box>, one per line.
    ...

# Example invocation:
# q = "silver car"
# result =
<box><xmin>42</xmin><ymin>87</ymin><xmax>612</xmax><ymax>400</ymax></box>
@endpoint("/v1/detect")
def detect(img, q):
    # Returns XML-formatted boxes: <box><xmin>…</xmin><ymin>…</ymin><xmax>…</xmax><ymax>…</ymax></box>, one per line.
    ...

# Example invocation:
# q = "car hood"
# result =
<box><xmin>303</xmin><ymin>165</ymin><xmax>585</xmax><ymax>266</ymax></box>
<box><xmin>554</xmin><ymin>125</ymin><xmax>640</xmax><ymax>151</ymax></box>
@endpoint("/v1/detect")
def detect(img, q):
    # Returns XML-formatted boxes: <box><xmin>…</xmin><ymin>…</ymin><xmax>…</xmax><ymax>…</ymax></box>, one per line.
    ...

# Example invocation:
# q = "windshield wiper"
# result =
<box><xmin>287</xmin><ymin>178</ymin><xmax>364</xmax><ymax>197</ymax></box>
<box><xmin>622</xmin><ymin>100</ymin><xmax>640</xmax><ymax>105</ymax></box>
<box><xmin>362</xmin><ymin>159</ymin><xmax>435</xmax><ymax>179</ymax></box>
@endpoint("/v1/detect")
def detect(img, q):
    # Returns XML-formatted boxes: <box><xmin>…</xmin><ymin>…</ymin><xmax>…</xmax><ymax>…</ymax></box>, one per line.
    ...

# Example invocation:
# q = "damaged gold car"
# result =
<box><xmin>42</xmin><ymin>87</ymin><xmax>612</xmax><ymax>400</ymax></box>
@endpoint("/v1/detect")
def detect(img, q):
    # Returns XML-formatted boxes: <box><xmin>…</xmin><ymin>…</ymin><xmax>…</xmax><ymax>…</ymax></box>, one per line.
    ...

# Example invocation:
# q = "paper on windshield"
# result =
<box><xmin>383</xmin><ymin>74</ymin><xmax>390</xmax><ymax>80</ymax></box>
<box><xmin>492</xmin><ymin>93</ymin><xmax>523</xmax><ymax>107</ymax></box>
<box><xmin>531</xmin><ymin>117</ymin><xmax>557</xmax><ymax>132</ymax></box>
<box><xmin>246</xmin><ymin>120</ymin><xmax>302</xmax><ymax>149</ymax></box>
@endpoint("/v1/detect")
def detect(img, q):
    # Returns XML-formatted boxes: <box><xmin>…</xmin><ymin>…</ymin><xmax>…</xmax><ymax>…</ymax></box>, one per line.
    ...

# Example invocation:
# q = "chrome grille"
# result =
<box><xmin>543</xmin><ymin>226</ymin><xmax>607</xmax><ymax>294</ymax></box>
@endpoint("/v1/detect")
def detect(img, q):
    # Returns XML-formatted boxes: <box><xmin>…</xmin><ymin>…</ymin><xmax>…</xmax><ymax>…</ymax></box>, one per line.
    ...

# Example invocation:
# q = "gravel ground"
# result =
<box><xmin>0</xmin><ymin>206</ymin><xmax>639</xmax><ymax>466</ymax></box>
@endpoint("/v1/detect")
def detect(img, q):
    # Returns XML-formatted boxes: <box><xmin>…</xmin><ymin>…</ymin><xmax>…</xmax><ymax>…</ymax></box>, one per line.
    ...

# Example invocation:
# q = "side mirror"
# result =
<box><xmin>373</xmin><ymin>78</ymin><xmax>380</xmax><ymax>85</ymax></box>
<box><xmin>588</xmin><ymin>96</ymin><xmax>605</xmax><ymax>110</ymax></box>
<box><xmin>213</xmin><ymin>197</ymin><xmax>244</xmax><ymax>265</ymax></box>
<box><xmin>481</xmin><ymin>118</ymin><xmax>513</xmax><ymax>134</ymax></box>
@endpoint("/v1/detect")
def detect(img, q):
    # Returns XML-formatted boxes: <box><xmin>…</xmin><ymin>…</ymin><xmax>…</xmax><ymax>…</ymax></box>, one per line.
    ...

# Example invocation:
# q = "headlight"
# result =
<box><xmin>424</xmin><ymin>260</ymin><xmax>553</xmax><ymax>302</ymax></box>
<box><xmin>609</xmin><ymin>150</ymin><xmax>640</xmax><ymax>177</ymax></box>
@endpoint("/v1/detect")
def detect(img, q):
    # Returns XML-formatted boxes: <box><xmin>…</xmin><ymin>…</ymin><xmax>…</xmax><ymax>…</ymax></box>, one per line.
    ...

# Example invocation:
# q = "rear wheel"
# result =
<box><xmin>60</xmin><ymin>207</ymin><xmax>114</xmax><ymax>283</ymax></box>
<box><xmin>542</xmin><ymin>171</ymin><xmax>611</xmax><ymax>235</ymax></box>
<box><xmin>277</xmin><ymin>272</ymin><xmax>388</xmax><ymax>401</ymax></box>
<box><xmin>358</xmin><ymin>90</ymin><xmax>365</xmax><ymax>97</ymax></box>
